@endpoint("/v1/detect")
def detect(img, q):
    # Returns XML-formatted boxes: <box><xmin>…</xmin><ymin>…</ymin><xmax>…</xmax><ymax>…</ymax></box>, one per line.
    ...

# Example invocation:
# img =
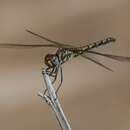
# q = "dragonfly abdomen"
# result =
<box><xmin>83</xmin><ymin>37</ymin><xmax>116</xmax><ymax>51</ymax></box>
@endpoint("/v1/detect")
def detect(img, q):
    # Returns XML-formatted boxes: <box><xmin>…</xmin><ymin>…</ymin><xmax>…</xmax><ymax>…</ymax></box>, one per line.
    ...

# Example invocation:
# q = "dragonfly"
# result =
<box><xmin>0</xmin><ymin>30</ymin><xmax>130</xmax><ymax>94</ymax></box>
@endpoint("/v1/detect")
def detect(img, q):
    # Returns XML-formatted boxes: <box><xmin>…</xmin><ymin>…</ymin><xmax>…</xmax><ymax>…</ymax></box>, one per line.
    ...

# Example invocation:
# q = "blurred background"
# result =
<box><xmin>0</xmin><ymin>0</ymin><xmax>130</xmax><ymax>130</ymax></box>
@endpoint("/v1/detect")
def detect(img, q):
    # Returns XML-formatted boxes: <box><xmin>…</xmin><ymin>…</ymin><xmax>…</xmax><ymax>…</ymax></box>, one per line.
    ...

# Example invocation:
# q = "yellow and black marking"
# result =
<box><xmin>56</xmin><ymin>49</ymin><xmax>75</xmax><ymax>64</ymax></box>
<box><xmin>82</xmin><ymin>37</ymin><xmax>116</xmax><ymax>52</ymax></box>
<box><xmin>55</xmin><ymin>37</ymin><xmax>116</xmax><ymax>65</ymax></box>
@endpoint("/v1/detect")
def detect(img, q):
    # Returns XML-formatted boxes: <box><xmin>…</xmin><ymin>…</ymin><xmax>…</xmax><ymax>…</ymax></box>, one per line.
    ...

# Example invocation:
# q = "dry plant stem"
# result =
<box><xmin>38</xmin><ymin>69</ymin><xmax>72</xmax><ymax>130</ymax></box>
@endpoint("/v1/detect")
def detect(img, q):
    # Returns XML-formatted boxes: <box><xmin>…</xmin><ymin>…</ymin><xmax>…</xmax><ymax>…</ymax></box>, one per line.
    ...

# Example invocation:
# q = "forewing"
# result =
<box><xmin>26</xmin><ymin>29</ymin><xmax>75</xmax><ymax>48</ymax></box>
<box><xmin>0</xmin><ymin>30</ymin><xmax>76</xmax><ymax>49</ymax></box>
<box><xmin>0</xmin><ymin>43</ymin><xmax>58</xmax><ymax>48</ymax></box>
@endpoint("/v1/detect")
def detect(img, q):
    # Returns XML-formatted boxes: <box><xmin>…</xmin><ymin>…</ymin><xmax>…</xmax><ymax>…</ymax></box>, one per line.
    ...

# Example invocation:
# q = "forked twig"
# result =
<box><xmin>38</xmin><ymin>69</ymin><xmax>72</xmax><ymax>130</ymax></box>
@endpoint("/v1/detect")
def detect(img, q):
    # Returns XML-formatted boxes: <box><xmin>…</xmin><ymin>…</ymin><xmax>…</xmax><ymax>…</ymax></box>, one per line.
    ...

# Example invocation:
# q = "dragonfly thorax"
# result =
<box><xmin>45</xmin><ymin>54</ymin><xmax>60</xmax><ymax>68</ymax></box>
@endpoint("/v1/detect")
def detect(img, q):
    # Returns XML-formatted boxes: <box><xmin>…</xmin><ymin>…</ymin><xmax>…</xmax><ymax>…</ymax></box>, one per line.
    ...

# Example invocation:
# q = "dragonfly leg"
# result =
<box><xmin>46</xmin><ymin>67</ymin><xmax>56</xmax><ymax>77</ymax></box>
<box><xmin>45</xmin><ymin>67</ymin><xmax>50</xmax><ymax>75</ymax></box>
<box><xmin>55</xmin><ymin>67</ymin><xmax>63</xmax><ymax>94</ymax></box>
<box><xmin>52</xmin><ymin>66</ymin><xmax>59</xmax><ymax>84</ymax></box>
<box><xmin>43</xmin><ymin>88</ymin><xmax>48</xmax><ymax>95</ymax></box>
<box><xmin>49</xmin><ymin>68</ymin><xmax>55</xmax><ymax>76</ymax></box>
<box><xmin>46</xmin><ymin>66</ymin><xmax>59</xmax><ymax>84</ymax></box>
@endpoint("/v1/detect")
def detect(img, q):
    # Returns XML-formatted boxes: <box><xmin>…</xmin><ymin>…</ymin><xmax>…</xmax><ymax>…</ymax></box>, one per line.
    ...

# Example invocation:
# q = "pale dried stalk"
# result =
<box><xmin>38</xmin><ymin>69</ymin><xmax>72</xmax><ymax>130</ymax></box>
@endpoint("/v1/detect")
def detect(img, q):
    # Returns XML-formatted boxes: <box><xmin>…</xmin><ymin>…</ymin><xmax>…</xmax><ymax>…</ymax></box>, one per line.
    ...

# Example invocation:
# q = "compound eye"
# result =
<box><xmin>45</xmin><ymin>54</ymin><xmax>52</xmax><ymax>61</ymax></box>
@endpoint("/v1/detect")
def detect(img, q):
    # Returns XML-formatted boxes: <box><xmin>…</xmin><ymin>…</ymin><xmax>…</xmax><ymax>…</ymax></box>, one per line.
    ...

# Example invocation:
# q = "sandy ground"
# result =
<box><xmin>0</xmin><ymin>0</ymin><xmax>130</xmax><ymax>130</ymax></box>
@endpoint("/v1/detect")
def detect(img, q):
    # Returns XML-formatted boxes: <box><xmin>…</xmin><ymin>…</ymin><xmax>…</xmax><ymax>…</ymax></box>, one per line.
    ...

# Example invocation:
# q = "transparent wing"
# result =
<box><xmin>87</xmin><ymin>51</ymin><xmax>130</xmax><ymax>62</ymax></box>
<box><xmin>26</xmin><ymin>29</ymin><xmax>75</xmax><ymax>48</ymax></box>
<box><xmin>81</xmin><ymin>54</ymin><xmax>113</xmax><ymax>71</ymax></box>
<box><xmin>0</xmin><ymin>30</ymin><xmax>75</xmax><ymax>49</ymax></box>
<box><xmin>0</xmin><ymin>43</ymin><xmax>59</xmax><ymax>48</ymax></box>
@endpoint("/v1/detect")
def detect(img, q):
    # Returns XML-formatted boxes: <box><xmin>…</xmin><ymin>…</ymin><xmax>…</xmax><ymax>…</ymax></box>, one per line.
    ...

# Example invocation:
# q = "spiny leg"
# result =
<box><xmin>48</xmin><ymin>65</ymin><xmax>63</xmax><ymax>94</ymax></box>
<box><xmin>52</xmin><ymin>66</ymin><xmax>59</xmax><ymax>84</ymax></box>
<box><xmin>55</xmin><ymin>66</ymin><xmax>63</xmax><ymax>94</ymax></box>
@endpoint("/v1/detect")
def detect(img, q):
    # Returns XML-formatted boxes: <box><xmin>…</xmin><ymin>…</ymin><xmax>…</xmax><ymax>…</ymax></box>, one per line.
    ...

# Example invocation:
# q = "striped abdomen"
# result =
<box><xmin>82</xmin><ymin>37</ymin><xmax>116</xmax><ymax>52</ymax></box>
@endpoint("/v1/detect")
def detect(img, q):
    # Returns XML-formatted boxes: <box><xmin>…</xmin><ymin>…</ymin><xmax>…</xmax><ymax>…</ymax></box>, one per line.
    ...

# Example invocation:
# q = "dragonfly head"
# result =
<box><xmin>45</xmin><ymin>54</ymin><xmax>59</xmax><ymax>67</ymax></box>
